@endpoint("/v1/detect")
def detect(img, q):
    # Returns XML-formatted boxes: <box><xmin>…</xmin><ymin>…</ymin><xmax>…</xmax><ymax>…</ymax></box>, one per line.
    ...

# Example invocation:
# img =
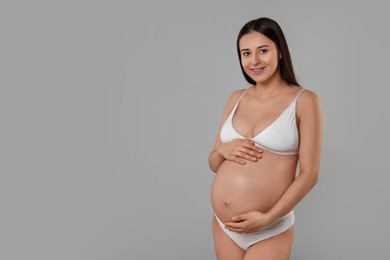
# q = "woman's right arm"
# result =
<box><xmin>208</xmin><ymin>90</ymin><xmax>263</xmax><ymax>173</ymax></box>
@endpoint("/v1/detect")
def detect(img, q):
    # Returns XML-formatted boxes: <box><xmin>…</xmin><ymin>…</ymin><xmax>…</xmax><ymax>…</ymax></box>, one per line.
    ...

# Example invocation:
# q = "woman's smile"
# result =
<box><xmin>250</xmin><ymin>66</ymin><xmax>267</xmax><ymax>73</ymax></box>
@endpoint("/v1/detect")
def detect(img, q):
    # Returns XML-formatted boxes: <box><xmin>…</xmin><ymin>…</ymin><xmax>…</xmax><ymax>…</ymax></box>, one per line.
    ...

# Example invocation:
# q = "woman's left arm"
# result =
<box><xmin>266</xmin><ymin>89</ymin><xmax>323</xmax><ymax>221</ymax></box>
<box><xmin>224</xmin><ymin>90</ymin><xmax>322</xmax><ymax>233</ymax></box>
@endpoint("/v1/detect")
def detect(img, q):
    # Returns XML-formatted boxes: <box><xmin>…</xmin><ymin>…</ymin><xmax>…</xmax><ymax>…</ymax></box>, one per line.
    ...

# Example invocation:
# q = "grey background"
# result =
<box><xmin>1</xmin><ymin>0</ymin><xmax>389</xmax><ymax>259</ymax></box>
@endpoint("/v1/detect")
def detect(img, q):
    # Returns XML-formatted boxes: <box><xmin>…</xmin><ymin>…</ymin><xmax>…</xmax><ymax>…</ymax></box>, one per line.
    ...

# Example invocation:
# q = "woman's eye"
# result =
<box><xmin>259</xmin><ymin>49</ymin><xmax>268</xmax><ymax>54</ymax></box>
<box><xmin>242</xmin><ymin>52</ymin><xmax>250</xmax><ymax>57</ymax></box>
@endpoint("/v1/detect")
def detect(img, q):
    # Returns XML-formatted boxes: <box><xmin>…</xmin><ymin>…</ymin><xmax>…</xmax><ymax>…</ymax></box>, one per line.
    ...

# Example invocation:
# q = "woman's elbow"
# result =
<box><xmin>300</xmin><ymin>170</ymin><xmax>319</xmax><ymax>190</ymax></box>
<box><xmin>309</xmin><ymin>170</ymin><xmax>319</xmax><ymax>188</ymax></box>
<box><xmin>208</xmin><ymin>156</ymin><xmax>217</xmax><ymax>173</ymax></box>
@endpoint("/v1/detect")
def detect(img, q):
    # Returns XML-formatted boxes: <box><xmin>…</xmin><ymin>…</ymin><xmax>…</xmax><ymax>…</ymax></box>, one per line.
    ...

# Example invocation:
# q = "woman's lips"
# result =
<box><xmin>251</xmin><ymin>67</ymin><xmax>266</xmax><ymax>73</ymax></box>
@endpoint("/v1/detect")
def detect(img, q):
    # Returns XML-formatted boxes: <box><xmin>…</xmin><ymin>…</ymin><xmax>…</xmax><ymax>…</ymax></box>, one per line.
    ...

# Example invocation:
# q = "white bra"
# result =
<box><xmin>220</xmin><ymin>88</ymin><xmax>306</xmax><ymax>155</ymax></box>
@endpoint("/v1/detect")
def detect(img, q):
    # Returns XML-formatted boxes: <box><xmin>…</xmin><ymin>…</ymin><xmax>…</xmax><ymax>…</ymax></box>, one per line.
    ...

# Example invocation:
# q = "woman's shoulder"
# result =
<box><xmin>299</xmin><ymin>87</ymin><xmax>320</xmax><ymax>104</ymax></box>
<box><xmin>296</xmin><ymin>87</ymin><xmax>321</xmax><ymax>115</ymax></box>
<box><xmin>289</xmin><ymin>85</ymin><xmax>318</xmax><ymax>98</ymax></box>
<box><xmin>226</xmin><ymin>88</ymin><xmax>247</xmax><ymax>104</ymax></box>
<box><xmin>221</xmin><ymin>87</ymin><xmax>248</xmax><ymax>113</ymax></box>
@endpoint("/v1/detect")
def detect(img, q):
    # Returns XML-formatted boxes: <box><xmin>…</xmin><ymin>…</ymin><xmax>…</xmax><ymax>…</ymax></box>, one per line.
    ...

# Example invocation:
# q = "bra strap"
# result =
<box><xmin>293</xmin><ymin>88</ymin><xmax>306</xmax><ymax>102</ymax></box>
<box><xmin>231</xmin><ymin>88</ymin><xmax>248</xmax><ymax>111</ymax></box>
<box><xmin>237</xmin><ymin>88</ymin><xmax>248</xmax><ymax>102</ymax></box>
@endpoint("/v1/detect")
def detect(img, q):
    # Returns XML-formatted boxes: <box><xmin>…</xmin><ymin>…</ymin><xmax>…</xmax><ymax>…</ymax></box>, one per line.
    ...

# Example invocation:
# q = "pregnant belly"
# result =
<box><xmin>211</xmin><ymin>158</ymin><xmax>296</xmax><ymax>223</ymax></box>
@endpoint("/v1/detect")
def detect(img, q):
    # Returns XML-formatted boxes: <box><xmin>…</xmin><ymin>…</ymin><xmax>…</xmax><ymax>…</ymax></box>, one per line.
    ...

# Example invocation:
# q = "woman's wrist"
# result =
<box><xmin>264</xmin><ymin>209</ymin><xmax>279</xmax><ymax>225</ymax></box>
<box><xmin>215</xmin><ymin>146</ymin><xmax>223</xmax><ymax>157</ymax></box>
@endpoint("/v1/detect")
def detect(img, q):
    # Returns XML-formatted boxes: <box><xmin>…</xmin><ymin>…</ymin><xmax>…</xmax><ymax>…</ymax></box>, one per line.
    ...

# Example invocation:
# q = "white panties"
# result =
<box><xmin>215</xmin><ymin>211</ymin><xmax>295</xmax><ymax>251</ymax></box>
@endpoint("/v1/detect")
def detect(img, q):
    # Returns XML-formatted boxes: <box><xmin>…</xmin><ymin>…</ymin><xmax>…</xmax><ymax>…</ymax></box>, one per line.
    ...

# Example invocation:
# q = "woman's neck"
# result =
<box><xmin>252</xmin><ymin>73</ymin><xmax>289</xmax><ymax>98</ymax></box>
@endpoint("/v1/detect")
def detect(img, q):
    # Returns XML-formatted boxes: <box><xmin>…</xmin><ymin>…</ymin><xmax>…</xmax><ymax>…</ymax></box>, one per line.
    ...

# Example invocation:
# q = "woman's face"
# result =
<box><xmin>239</xmin><ymin>31</ymin><xmax>281</xmax><ymax>84</ymax></box>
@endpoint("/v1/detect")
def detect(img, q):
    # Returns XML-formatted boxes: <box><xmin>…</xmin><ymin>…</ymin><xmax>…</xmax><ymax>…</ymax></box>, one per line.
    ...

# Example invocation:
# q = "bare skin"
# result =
<box><xmin>208</xmin><ymin>31</ymin><xmax>322</xmax><ymax>259</ymax></box>
<box><xmin>211</xmin><ymin>148</ymin><xmax>298</xmax><ymax>223</ymax></box>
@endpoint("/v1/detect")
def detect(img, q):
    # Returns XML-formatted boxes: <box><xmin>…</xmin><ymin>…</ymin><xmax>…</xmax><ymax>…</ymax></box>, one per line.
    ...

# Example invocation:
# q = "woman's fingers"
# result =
<box><xmin>242</xmin><ymin>140</ymin><xmax>263</xmax><ymax>153</ymax></box>
<box><xmin>222</xmin><ymin>139</ymin><xmax>263</xmax><ymax>163</ymax></box>
<box><xmin>235</xmin><ymin>150</ymin><xmax>258</xmax><ymax>162</ymax></box>
<box><xmin>238</xmin><ymin>140</ymin><xmax>263</xmax><ymax>160</ymax></box>
<box><xmin>242</xmin><ymin>147</ymin><xmax>262</xmax><ymax>159</ymax></box>
<box><xmin>227</xmin><ymin>154</ymin><xmax>246</xmax><ymax>165</ymax></box>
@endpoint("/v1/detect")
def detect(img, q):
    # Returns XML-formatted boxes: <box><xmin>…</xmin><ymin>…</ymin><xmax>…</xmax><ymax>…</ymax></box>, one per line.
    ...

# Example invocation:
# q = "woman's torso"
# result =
<box><xmin>211</xmin><ymin>87</ymin><xmax>304</xmax><ymax>223</ymax></box>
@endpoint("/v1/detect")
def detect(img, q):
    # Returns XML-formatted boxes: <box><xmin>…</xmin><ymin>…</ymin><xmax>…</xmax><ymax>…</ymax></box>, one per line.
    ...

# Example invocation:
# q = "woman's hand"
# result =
<box><xmin>224</xmin><ymin>211</ymin><xmax>272</xmax><ymax>233</ymax></box>
<box><xmin>218</xmin><ymin>139</ymin><xmax>263</xmax><ymax>165</ymax></box>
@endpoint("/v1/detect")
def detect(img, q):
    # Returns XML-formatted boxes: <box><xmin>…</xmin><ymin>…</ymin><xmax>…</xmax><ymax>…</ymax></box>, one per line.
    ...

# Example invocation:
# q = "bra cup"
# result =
<box><xmin>252</xmin><ymin>109</ymin><xmax>298</xmax><ymax>154</ymax></box>
<box><xmin>219</xmin><ymin>88</ymin><xmax>304</xmax><ymax>155</ymax></box>
<box><xmin>220</xmin><ymin>115</ymin><xmax>242</xmax><ymax>143</ymax></box>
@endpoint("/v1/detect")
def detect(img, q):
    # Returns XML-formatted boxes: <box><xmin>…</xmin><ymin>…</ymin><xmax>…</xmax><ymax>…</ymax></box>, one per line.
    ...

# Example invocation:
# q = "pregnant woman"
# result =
<box><xmin>208</xmin><ymin>18</ymin><xmax>322</xmax><ymax>260</ymax></box>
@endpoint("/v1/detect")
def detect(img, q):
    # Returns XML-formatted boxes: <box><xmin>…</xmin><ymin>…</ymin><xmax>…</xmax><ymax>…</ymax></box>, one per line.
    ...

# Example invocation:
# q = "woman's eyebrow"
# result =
<box><xmin>240</xmin><ymin>45</ymin><xmax>270</xmax><ymax>52</ymax></box>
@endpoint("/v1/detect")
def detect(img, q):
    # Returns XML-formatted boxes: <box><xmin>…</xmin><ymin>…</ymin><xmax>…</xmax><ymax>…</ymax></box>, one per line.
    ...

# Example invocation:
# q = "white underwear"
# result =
<box><xmin>215</xmin><ymin>211</ymin><xmax>295</xmax><ymax>251</ymax></box>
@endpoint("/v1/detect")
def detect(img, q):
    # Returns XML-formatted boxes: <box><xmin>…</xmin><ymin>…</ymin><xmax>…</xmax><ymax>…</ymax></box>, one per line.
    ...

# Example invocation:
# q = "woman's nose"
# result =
<box><xmin>250</xmin><ymin>52</ymin><xmax>260</xmax><ymax>65</ymax></box>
